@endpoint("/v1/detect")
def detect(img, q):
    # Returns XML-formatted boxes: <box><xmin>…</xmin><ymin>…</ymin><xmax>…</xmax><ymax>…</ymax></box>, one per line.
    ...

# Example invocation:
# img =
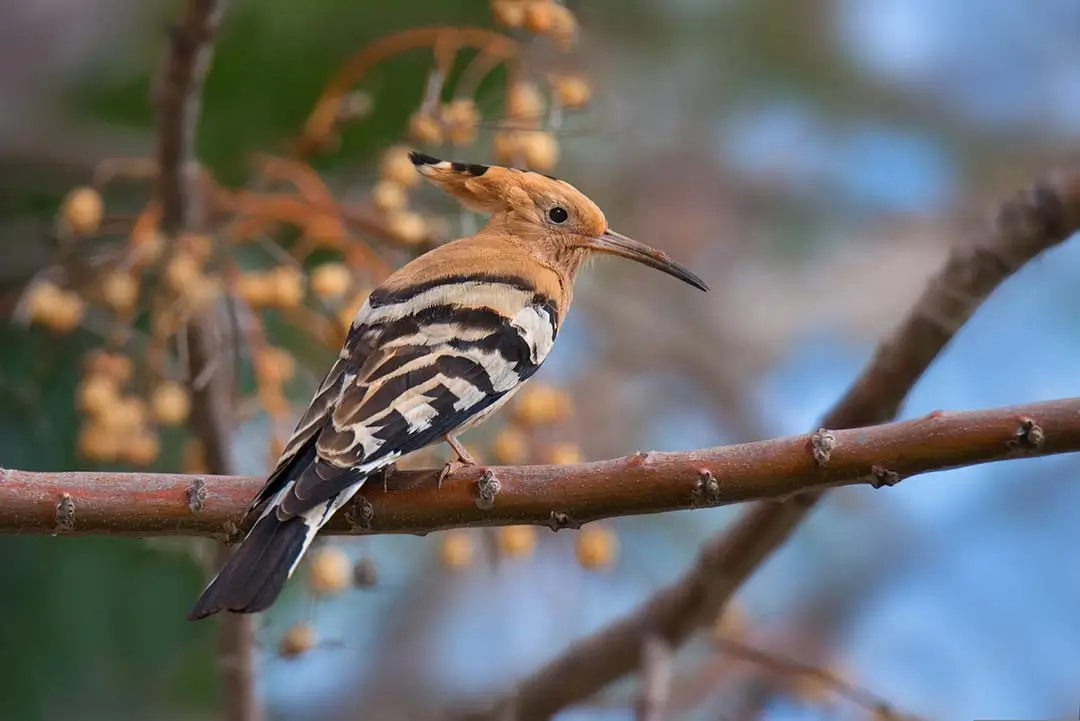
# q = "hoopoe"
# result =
<box><xmin>188</xmin><ymin>151</ymin><xmax>707</xmax><ymax>620</ymax></box>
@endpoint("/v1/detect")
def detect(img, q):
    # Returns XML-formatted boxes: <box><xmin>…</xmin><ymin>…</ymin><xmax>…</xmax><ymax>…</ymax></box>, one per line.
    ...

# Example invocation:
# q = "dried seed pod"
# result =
<box><xmin>104</xmin><ymin>395</ymin><xmax>148</xmax><ymax>431</ymax></box>
<box><xmin>513</xmin><ymin>384</ymin><xmax>572</xmax><ymax>425</ymax></box>
<box><xmin>491</xmin><ymin>426</ymin><xmax>529</xmax><ymax>465</ymax></box>
<box><xmin>151</xmin><ymin>381</ymin><xmax>191</xmax><ymax>426</ymax></box>
<box><xmin>307</xmin><ymin>545</ymin><xmax>351</xmax><ymax>596</ymax></box>
<box><xmin>26</xmin><ymin>282</ymin><xmax>64</xmax><ymax>321</ymax></box>
<box><xmin>387</xmin><ymin>211</ymin><xmax>428</xmax><ymax>246</ymax></box>
<box><xmin>52</xmin><ymin>291</ymin><xmax>86</xmax><ymax>333</ymax></box>
<box><xmin>270</xmin><ymin>266</ymin><xmax>305</xmax><ymax>309</ymax></box>
<box><xmin>77</xmin><ymin>374</ymin><xmax>119</xmax><ymax>416</ymax></box>
<box><xmin>310</xmin><ymin>263</ymin><xmax>353</xmax><ymax>300</ymax></box>
<box><xmin>124</xmin><ymin>430</ymin><xmax>161</xmax><ymax>466</ymax></box>
<box><xmin>440</xmin><ymin>99</ymin><xmax>480</xmax><ymax>146</ymax></box>
<box><xmin>493</xmin><ymin>131</ymin><xmax>523</xmax><ymax>165</ymax></box>
<box><xmin>380</xmin><ymin>146</ymin><xmax>422</xmax><ymax>188</ymax></box>
<box><xmin>77</xmin><ymin>422</ymin><xmax>121</xmax><ymax>462</ymax></box>
<box><xmin>491</xmin><ymin>0</ymin><xmax>526</xmax><ymax>27</ymax></box>
<box><xmin>524</xmin><ymin>0</ymin><xmax>555</xmax><ymax>34</ymax></box>
<box><xmin>101</xmin><ymin>271</ymin><xmax>139</xmax><ymax>313</ymax></box>
<box><xmin>440</xmin><ymin>529</ymin><xmax>475</xmax><ymax>568</ymax></box>
<box><xmin>278</xmin><ymin>623</ymin><xmax>317</xmax><ymax>658</ymax></box>
<box><xmin>255</xmin><ymin>346</ymin><xmax>296</xmax><ymax>386</ymax></box>
<box><xmin>552</xmin><ymin>75</ymin><xmax>591</xmax><ymax>108</ymax></box>
<box><xmin>496</xmin><ymin>525</ymin><xmax>537</xmax><ymax>559</ymax></box>
<box><xmin>521</xmin><ymin>131</ymin><xmax>559</xmax><ymax>172</ymax></box>
<box><xmin>508</xmin><ymin>82</ymin><xmax>545</xmax><ymax>123</ymax></box>
<box><xmin>575</xmin><ymin>524</ymin><xmax>619</xmax><ymax>570</ymax></box>
<box><xmin>165</xmin><ymin>252</ymin><xmax>201</xmax><ymax>293</ymax></box>
<box><xmin>85</xmin><ymin>351</ymin><xmax>133</xmax><ymax>383</ymax></box>
<box><xmin>371</xmin><ymin>180</ymin><xmax>408</xmax><ymax>213</ymax></box>
<box><xmin>27</xmin><ymin>283</ymin><xmax>84</xmax><ymax>333</ymax></box>
<box><xmin>61</xmin><ymin>187</ymin><xmax>104</xmax><ymax>235</ymax></box>
<box><xmin>408</xmin><ymin>113</ymin><xmax>443</xmax><ymax>144</ymax></box>
<box><xmin>236</xmin><ymin>272</ymin><xmax>274</xmax><ymax>308</ymax></box>
<box><xmin>547</xmin><ymin>441</ymin><xmax>581</xmax><ymax>465</ymax></box>
<box><xmin>547</xmin><ymin>3</ymin><xmax>579</xmax><ymax>50</ymax></box>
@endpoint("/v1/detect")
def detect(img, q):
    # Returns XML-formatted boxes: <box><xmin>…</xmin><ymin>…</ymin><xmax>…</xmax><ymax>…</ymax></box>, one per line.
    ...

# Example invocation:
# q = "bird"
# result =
<box><xmin>187</xmin><ymin>151</ymin><xmax>708</xmax><ymax>620</ymax></box>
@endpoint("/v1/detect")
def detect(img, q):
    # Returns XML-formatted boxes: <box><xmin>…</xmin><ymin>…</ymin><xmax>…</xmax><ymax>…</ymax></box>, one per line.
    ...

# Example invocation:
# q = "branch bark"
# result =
<box><xmin>1</xmin><ymin>397</ymin><xmax>1078</xmax><ymax>535</ymax></box>
<box><xmin>155</xmin><ymin>2</ymin><xmax>259</xmax><ymax>721</ymax></box>
<box><xmin>455</xmin><ymin>169</ymin><xmax>1080</xmax><ymax>720</ymax></box>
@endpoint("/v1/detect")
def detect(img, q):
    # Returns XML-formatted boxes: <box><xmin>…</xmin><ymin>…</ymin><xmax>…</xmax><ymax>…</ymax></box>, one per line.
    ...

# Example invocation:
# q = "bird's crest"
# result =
<box><xmin>409</xmin><ymin>151</ymin><xmax>517</xmax><ymax>214</ymax></box>
<box><xmin>408</xmin><ymin>150</ymin><xmax>609</xmax><ymax>238</ymax></box>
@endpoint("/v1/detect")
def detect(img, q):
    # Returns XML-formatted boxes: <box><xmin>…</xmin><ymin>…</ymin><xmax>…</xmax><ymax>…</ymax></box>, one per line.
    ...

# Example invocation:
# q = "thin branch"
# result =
<box><xmin>156</xmin><ymin>0</ymin><xmax>222</xmax><ymax>236</ymax></box>
<box><xmin>455</xmin><ymin>168</ymin><xmax>1080</xmax><ymax>721</ymax></box>
<box><xmin>155</xmin><ymin>2</ymin><xmax>259</xmax><ymax>721</ymax></box>
<box><xmin>635</xmin><ymin>636</ymin><xmax>673</xmax><ymax>721</ymax></box>
<box><xmin>713</xmin><ymin>636</ymin><xmax>920</xmax><ymax>720</ymax></box>
<box><xmin>1</xmin><ymin>397</ymin><xmax>1078</xmax><ymax>535</ymax></box>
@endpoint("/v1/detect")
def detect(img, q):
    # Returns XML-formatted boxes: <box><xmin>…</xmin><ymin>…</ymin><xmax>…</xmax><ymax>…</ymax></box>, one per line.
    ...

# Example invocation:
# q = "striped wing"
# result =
<box><xmin>248</xmin><ymin>274</ymin><xmax>559</xmax><ymax>522</ymax></box>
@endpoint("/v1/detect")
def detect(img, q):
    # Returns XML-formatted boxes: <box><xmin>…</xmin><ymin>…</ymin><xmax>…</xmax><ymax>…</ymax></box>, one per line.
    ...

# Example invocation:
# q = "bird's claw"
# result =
<box><xmin>438</xmin><ymin>457</ymin><xmax>477</xmax><ymax>489</ymax></box>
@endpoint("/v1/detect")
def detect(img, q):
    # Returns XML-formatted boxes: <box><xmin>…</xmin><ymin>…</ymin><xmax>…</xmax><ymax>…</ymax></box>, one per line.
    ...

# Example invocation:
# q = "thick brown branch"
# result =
<box><xmin>466</xmin><ymin>168</ymin><xmax>1080</xmax><ymax>720</ymax></box>
<box><xmin>0</xmin><ymin>398</ymin><xmax>1077</xmax><ymax>535</ymax></box>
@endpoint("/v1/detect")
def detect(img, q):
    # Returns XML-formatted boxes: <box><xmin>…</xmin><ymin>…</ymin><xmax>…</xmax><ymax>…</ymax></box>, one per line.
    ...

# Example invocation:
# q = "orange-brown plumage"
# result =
<box><xmin>188</xmin><ymin>151</ymin><xmax>706</xmax><ymax>621</ymax></box>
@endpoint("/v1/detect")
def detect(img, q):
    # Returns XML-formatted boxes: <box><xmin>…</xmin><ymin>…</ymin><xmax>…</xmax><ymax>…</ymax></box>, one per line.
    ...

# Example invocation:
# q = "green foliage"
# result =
<box><xmin>71</xmin><ymin>0</ymin><xmax>492</xmax><ymax>181</ymax></box>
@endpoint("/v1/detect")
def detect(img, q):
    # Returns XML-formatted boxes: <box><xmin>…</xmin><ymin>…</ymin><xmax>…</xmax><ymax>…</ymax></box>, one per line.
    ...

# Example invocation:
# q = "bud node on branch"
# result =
<box><xmin>808</xmin><ymin>429</ymin><xmax>836</xmax><ymax>466</ymax></box>
<box><xmin>1011</xmin><ymin>416</ymin><xmax>1045</xmax><ymax>452</ymax></box>
<box><xmin>186</xmin><ymin>477</ymin><xmax>208</xmax><ymax>512</ymax></box>
<box><xmin>55</xmin><ymin>492</ymin><xmax>76</xmax><ymax>534</ymax></box>
<box><xmin>474</xmin><ymin>469</ymin><xmax>501</xmax><ymax>510</ymax></box>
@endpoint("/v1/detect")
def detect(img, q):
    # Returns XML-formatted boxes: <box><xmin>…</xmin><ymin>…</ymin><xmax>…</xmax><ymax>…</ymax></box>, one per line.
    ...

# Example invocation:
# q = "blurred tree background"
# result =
<box><xmin>2</xmin><ymin>1</ymin><xmax>1080</xmax><ymax>720</ymax></box>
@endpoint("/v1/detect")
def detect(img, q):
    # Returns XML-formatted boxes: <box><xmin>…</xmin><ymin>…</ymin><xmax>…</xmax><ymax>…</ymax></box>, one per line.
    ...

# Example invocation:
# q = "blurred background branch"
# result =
<box><xmin>467</xmin><ymin>167</ymin><xmax>1080</xmax><ymax>721</ymax></box>
<box><xmin>154</xmin><ymin>1</ymin><xmax>261</xmax><ymax>721</ymax></box>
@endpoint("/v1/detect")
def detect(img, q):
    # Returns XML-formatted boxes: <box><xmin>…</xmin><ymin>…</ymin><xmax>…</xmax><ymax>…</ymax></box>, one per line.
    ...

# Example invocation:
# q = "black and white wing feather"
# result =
<box><xmin>188</xmin><ymin>274</ymin><xmax>558</xmax><ymax>619</ymax></box>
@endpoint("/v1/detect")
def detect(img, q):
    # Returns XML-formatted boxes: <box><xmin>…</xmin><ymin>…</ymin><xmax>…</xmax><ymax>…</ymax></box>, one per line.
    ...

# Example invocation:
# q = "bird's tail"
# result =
<box><xmin>187</xmin><ymin>509</ymin><xmax>318</xmax><ymax>621</ymax></box>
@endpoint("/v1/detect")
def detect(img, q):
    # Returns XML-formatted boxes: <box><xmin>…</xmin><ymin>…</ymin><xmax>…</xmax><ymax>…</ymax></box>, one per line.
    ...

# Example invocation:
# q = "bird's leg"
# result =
<box><xmin>439</xmin><ymin>433</ymin><xmax>478</xmax><ymax>488</ymax></box>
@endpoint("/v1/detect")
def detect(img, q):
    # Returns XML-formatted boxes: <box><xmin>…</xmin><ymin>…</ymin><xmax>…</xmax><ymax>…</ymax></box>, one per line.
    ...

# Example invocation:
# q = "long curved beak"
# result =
<box><xmin>587</xmin><ymin>230</ymin><xmax>709</xmax><ymax>291</ymax></box>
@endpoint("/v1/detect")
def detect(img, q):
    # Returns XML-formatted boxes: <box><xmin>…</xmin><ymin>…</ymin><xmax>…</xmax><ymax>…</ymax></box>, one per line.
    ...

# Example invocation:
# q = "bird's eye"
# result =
<box><xmin>548</xmin><ymin>206</ymin><xmax>569</xmax><ymax>224</ymax></box>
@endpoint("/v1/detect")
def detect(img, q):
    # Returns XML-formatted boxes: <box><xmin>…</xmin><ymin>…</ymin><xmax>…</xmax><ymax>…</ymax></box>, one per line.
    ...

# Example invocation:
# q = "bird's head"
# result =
<box><xmin>408</xmin><ymin>151</ymin><xmax>708</xmax><ymax>291</ymax></box>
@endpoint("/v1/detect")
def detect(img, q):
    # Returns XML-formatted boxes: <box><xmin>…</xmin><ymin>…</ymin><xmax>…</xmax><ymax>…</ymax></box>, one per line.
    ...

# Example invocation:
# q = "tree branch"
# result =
<box><xmin>1</xmin><ymin>397</ymin><xmax>1078</xmax><ymax>535</ymax></box>
<box><xmin>635</xmin><ymin>636</ymin><xmax>673</xmax><ymax>721</ymax></box>
<box><xmin>157</xmin><ymin>0</ymin><xmax>222</xmax><ymax>237</ymax></box>
<box><xmin>457</xmin><ymin>168</ymin><xmax>1080</xmax><ymax>720</ymax></box>
<box><xmin>155</xmin><ymin>2</ymin><xmax>258</xmax><ymax>721</ymax></box>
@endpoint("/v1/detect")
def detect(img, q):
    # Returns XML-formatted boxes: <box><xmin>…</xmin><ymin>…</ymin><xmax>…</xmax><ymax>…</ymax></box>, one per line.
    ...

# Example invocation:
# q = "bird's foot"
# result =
<box><xmin>439</xmin><ymin>434</ymin><xmax>479</xmax><ymax>488</ymax></box>
<box><xmin>438</xmin><ymin>457</ymin><xmax>478</xmax><ymax>489</ymax></box>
